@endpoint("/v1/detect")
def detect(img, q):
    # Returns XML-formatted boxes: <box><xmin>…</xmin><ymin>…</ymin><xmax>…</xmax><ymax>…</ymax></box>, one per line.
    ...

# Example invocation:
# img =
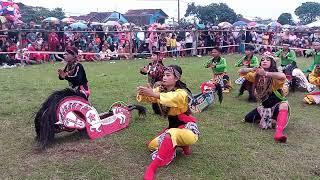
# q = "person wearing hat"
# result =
<box><xmin>205</xmin><ymin>47</ymin><xmax>231</xmax><ymax>92</ymax></box>
<box><xmin>58</xmin><ymin>46</ymin><xmax>90</xmax><ymax>98</ymax></box>
<box><xmin>239</xmin><ymin>52</ymin><xmax>289</xmax><ymax>143</ymax></box>
<box><xmin>235</xmin><ymin>45</ymin><xmax>259</xmax><ymax>102</ymax></box>
<box><xmin>304</xmin><ymin>42</ymin><xmax>320</xmax><ymax>73</ymax></box>
<box><xmin>304</xmin><ymin>64</ymin><xmax>320</xmax><ymax>104</ymax></box>
<box><xmin>137</xmin><ymin>65</ymin><xmax>199</xmax><ymax>180</ymax></box>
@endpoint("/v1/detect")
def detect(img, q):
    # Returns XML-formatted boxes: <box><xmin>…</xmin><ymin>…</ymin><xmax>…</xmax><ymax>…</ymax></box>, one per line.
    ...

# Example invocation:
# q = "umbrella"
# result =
<box><xmin>218</xmin><ymin>22</ymin><xmax>232</xmax><ymax>28</ymax></box>
<box><xmin>42</xmin><ymin>17</ymin><xmax>59</xmax><ymax>23</ymax></box>
<box><xmin>105</xmin><ymin>21</ymin><xmax>121</xmax><ymax>27</ymax></box>
<box><xmin>61</xmin><ymin>17</ymin><xmax>75</xmax><ymax>24</ymax></box>
<box><xmin>233</xmin><ymin>21</ymin><xmax>247</xmax><ymax>27</ymax></box>
<box><xmin>255</xmin><ymin>24</ymin><xmax>267</xmax><ymax>29</ymax></box>
<box><xmin>70</xmin><ymin>22</ymin><xmax>88</xmax><ymax>29</ymax></box>
<box><xmin>159</xmin><ymin>24</ymin><xmax>169</xmax><ymax>29</ymax></box>
<box><xmin>123</xmin><ymin>22</ymin><xmax>135</xmax><ymax>26</ymax></box>
<box><xmin>150</xmin><ymin>23</ymin><xmax>161</xmax><ymax>28</ymax></box>
<box><xmin>295</xmin><ymin>25</ymin><xmax>309</xmax><ymax>30</ymax></box>
<box><xmin>306</xmin><ymin>20</ymin><xmax>320</xmax><ymax>27</ymax></box>
<box><xmin>0</xmin><ymin>16</ymin><xmax>7</xmax><ymax>23</ymax></box>
<box><xmin>14</xmin><ymin>19</ymin><xmax>23</xmax><ymax>25</ymax></box>
<box><xmin>248</xmin><ymin>22</ymin><xmax>257</xmax><ymax>27</ymax></box>
<box><xmin>268</xmin><ymin>21</ymin><xmax>282</xmax><ymax>27</ymax></box>
<box><xmin>196</xmin><ymin>23</ymin><xmax>205</xmax><ymax>29</ymax></box>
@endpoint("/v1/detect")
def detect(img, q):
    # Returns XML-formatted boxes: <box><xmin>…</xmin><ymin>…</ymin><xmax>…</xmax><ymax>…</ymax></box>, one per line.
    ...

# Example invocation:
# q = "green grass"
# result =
<box><xmin>0</xmin><ymin>55</ymin><xmax>320</xmax><ymax>179</ymax></box>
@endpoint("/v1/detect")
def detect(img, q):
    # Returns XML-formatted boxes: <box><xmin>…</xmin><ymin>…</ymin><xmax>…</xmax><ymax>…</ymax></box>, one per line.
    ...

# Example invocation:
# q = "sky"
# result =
<box><xmin>15</xmin><ymin>0</ymin><xmax>309</xmax><ymax>21</ymax></box>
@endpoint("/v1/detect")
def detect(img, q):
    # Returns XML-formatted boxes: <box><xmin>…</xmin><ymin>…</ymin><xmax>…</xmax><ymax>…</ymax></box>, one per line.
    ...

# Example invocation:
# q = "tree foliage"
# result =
<box><xmin>185</xmin><ymin>2</ymin><xmax>238</xmax><ymax>25</ymax></box>
<box><xmin>294</xmin><ymin>2</ymin><xmax>320</xmax><ymax>25</ymax></box>
<box><xmin>17</xmin><ymin>3</ymin><xmax>65</xmax><ymax>24</ymax></box>
<box><xmin>277</xmin><ymin>13</ymin><xmax>295</xmax><ymax>25</ymax></box>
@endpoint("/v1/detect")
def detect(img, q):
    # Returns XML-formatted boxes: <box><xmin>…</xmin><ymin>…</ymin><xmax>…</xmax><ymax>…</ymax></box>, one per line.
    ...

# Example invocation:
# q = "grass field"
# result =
<box><xmin>0</xmin><ymin>54</ymin><xmax>320</xmax><ymax>179</ymax></box>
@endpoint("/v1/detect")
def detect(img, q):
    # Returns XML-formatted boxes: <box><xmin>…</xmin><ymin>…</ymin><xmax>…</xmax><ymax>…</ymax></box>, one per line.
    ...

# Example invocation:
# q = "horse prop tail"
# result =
<box><xmin>127</xmin><ymin>104</ymin><xmax>147</xmax><ymax>117</ymax></box>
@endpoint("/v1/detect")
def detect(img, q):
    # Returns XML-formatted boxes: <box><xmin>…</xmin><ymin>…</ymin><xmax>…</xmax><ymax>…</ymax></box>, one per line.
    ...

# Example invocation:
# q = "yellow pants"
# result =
<box><xmin>148</xmin><ymin>128</ymin><xmax>198</xmax><ymax>151</ymax></box>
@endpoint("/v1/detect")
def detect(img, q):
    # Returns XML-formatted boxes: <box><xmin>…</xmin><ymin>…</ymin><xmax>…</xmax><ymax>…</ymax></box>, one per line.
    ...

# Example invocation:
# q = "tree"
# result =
<box><xmin>295</xmin><ymin>2</ymin><xmax>320</xmax><ymax>25</ymax></box>
<box><xmin>17</xmin><ymin>2</ymin><xmax>65</xmax><ymax>24</ymax></box>
<box><xmin>185</xmin><ymin>3</ymin><xmax>238</xmax><ymax>25</ymax></box>
<box><xmin>277</xmin><ymin>13</ymin><xmax>295</xmax><ymax>25</ymax></box>
<box><xmin>49</xmin><ymin>8</ymin><xmax>65</xmax><ymax>20</ymax></box>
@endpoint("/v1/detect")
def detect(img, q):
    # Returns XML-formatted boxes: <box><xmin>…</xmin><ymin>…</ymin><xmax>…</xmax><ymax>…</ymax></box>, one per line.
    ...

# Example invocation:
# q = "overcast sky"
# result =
<box><xmin>16</xmin><ymin>0</ymin><xmax>309</xmax><ymax>20</ymax></box>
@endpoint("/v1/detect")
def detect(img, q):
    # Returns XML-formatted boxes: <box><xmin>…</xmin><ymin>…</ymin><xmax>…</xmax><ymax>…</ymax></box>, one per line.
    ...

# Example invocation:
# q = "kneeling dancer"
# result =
<box><xmin>137</xmin><ymin>65</ymin><xmax>199</xmax><ymax>180</ymax></box>
<box><xmin>239</xmin><ymin>52</ymin><xmax>289</xmax><ymax>143</ymax></box>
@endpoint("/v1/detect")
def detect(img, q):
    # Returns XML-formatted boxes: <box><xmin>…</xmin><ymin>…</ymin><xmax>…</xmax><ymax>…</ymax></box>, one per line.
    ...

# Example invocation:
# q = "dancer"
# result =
<box><xmin>275</xmin><ymin>44</ymin><xmax>315</xmax><ymax>92</ymax></box>
<box><xmin>140</xmin><ymin>51</ymin><xmax>165</xmax><ymax>87</ymax></box>
<box><xmin>140</xmin><ymin>52</ymin><xmax>166</xmax><ymax>115</ymax></box>
<box><xmin>240</xmin><ymin>52</ymin><xmax>289</xmax><ymax>143</ymax></box>
<box><xmin>304</xmin><ymin>64</ymin><xmax>320</xmax><ymax>104</ymax></box>
<box><xmin>304</xmin><ymin>42</ymin><xmax>320</xmax><ymax>73</ymax></box>
<box><xmin>137</xmin><ymin>65</ymin><xmax>199</xmax><ymax>180</ymax></box>
<box><xmin>235</xmin><ymin>45</ymin><xmax>259</xmax><ymax>102</ymax></box>
<box><xmin>205</xmin><ymin>47</ymin><xmax>231</xmax><ymax>92</ymax></box>
<box><xmin>58</xmin><ymin>46</ymin><xmax>90</xmax><ymax>98</ymax></box>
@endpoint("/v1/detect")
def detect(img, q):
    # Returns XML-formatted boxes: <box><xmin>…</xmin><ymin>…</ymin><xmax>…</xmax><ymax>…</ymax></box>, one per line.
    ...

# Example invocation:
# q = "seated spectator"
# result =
<box><xmin>135</xmin><ymin>43</ymin><xmax>150</xmax><ymax>59</ymax></box>
<box><xmin>118</xmin><ymin>46</ymin><xmax>129</xmax><ymax>60</ymax></box>
<box><xmin>99</xmin><ymin>45</ymin><xmax>110</xmax><ymax>61</ymax></box>
<box><xmin>85</xmin><ymin>43</ymin><xmax>96</xmax><ymax>61</ymax></box>
<box><xmin>108</xmin><ymin>44</ymin><xmax>120</xmax><ymax>60</ymax></box>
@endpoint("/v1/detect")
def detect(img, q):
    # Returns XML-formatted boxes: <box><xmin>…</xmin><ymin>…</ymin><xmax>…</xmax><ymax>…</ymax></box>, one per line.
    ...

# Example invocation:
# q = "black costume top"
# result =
<box><xmin>59</xmin><ymin>62</ymin><xmax>88</xmax><ymax>88</ymax></box>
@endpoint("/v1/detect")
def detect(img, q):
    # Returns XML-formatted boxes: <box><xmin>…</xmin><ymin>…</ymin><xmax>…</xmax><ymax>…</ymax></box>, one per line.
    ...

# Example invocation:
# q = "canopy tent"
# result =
<box><xmin>307</xmin><ymin>20</ymin><xmax>320</xmax><ymax>27</ymax></box>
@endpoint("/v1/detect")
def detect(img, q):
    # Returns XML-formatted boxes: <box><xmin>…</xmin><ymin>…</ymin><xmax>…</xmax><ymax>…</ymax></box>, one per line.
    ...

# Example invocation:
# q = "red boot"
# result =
<box><xmin>274</xmin><ymin>109</ymin><xmax>288</xmax><ymax>143</ymax></box>
<box><xmin>144</xmin><ymin>135</ymin><xmax>175</xmax><ymax>180</ymax></box>
<box><xmin>182</xmin><ymin>146</ymin><xmax>192</xmax><ymax>156</ymax></box>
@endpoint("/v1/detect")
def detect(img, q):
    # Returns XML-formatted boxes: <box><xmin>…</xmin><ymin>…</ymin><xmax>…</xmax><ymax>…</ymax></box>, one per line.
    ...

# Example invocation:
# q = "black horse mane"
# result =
<box><xmin>34</xmin><ymin>88</ymin><xmax>86</xmax><ymax>149</ymax></box>
<box><xmin>215</xmin><ymin>83</ymin><xmax>223</xmax><ymax>104</ymax></box>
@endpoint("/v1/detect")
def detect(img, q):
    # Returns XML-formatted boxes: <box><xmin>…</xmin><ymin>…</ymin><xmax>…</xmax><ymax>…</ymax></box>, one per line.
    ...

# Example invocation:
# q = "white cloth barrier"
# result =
<box><xmin>0</xmin><ymin>43</ymin><xmax>313</xmax><ymax>56</ymax></box>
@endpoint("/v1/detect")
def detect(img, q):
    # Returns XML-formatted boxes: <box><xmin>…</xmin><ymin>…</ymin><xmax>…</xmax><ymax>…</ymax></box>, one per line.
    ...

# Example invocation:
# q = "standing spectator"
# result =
<box><xmin>185</xmin><ymin>32</ymin><xmax>193</xmax><ymax>56</ymax></box>
<box><xmin>170</xmin><ymin>34</ymin><xmax>177</xmax><ymax>60</ymax></box>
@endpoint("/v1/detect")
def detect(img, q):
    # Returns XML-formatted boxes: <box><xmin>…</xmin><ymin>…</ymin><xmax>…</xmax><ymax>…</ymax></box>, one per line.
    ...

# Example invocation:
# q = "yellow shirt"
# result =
<box><xmin>137</xmin><ymin>88</ymin><xmax>188</xmax><ymax>116</ymax></box>
<box><xmin>166</xmin><ymin>37</ymin><xmax>171</xmax><ymax>46</ymax></box>
<box><xmin>242</xmin><ymin>71</ymin><xmax>285</xmax><ymax>91</ymax></box>
<box><xmin>170</xmin><ymin>39</ymin><xmax>177</xmax><ymax>47</ymax></box>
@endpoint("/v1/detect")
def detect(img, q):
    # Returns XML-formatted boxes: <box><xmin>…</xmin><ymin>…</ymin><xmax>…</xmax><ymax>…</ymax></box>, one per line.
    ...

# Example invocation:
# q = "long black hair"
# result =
<box><xmin>167</xmin><ymin>65</ymin><xmax>192</xmax><ymax>95</ymax></box>
<box><xmin>34</xmin><ymin>88</ymin><xmax>87</xmax><ymax>149</ymax></box>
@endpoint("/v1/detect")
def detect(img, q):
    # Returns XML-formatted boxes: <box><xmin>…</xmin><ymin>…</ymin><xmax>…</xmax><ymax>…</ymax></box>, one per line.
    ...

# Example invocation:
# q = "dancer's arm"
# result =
<box><xmin>204</xmin><ymin>59</ymin><xmax>214</xmax><ymax>68</ymax></box>
<box><xmin>256</xmin><ymin>68</ymin><xmax>286</xmax><ymax>80</ymax></box>
<box><xmin>274</xmin><ymin>50</ymin><xmax>281</xmax><ymax>57</ymax></box>
<box><xmin>137</xmin><ymin>87</ymin><xmax>188</xmax><ymax>108</ymax></box>
<box><xmin>234</xmin><ymin>56</ymin><xmax>245</xmax><ymax>67</ymax></box>
<box><xmin>286</xmin><ymin>50</ymin><xmax>296</xmax><ymax>62</ymax></box>
<box><xmin>215</xmin><ymin>58</ymin><xmax>226</xmax><ymax>71</ymax></box>
<box><xmin>137</xmin><ymin>86</ymin><xmax>160</xmax><ymax>103</ymax></box>
<box><xmin>250</xmin><ymin>56</ymin><xmax>260</xmax><ymax>68</ymax></box>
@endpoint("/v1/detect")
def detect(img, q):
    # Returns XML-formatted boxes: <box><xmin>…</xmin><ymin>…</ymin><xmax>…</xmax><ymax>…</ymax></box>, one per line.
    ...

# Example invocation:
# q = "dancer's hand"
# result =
<box><xmin>256</xmin><ymin>68</ymin><xmax>267</xmax><ymax>76</ymax></box>
<box><xmin>140</xmin><ymin>67</ymin><xmax>148</xmax><ymax>73</ymax></box>
<box><xmin>58</xmin><ymin>69</ymin><xmax>67</xmax><ymax>78</ymax></box>
<box><xmin>137</xmin><ymin>86</ymin><xmax>153</xmax><ymax>96</ymax></box>
<box><xmin>208</xmin><ymin>63</ymin><xmax>216</xmax><ymax>68</ymax></box>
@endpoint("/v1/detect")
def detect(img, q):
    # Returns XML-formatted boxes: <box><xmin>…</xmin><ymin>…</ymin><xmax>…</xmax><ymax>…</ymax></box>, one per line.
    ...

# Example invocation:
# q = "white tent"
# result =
<box><xmin>307</xmin><ymin>20</ymin><xmax>320</xmax><ymax>27</ymax></box>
